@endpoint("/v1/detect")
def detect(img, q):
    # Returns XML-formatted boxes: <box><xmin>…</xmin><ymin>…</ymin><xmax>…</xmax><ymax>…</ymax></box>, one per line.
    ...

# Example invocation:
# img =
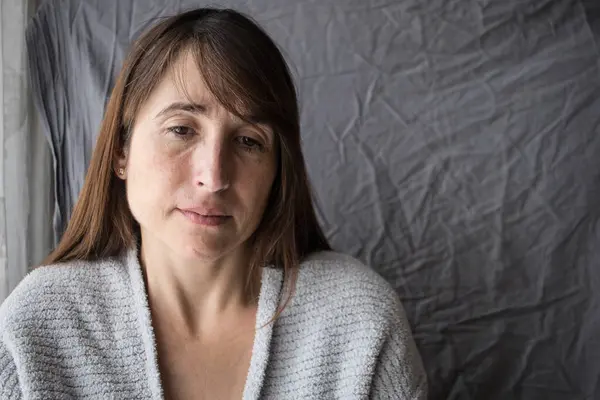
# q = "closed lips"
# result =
<box><xmin>181</xmin><ymin>208</ymin><xmax>229</xmax><ymax>217</ymax></box>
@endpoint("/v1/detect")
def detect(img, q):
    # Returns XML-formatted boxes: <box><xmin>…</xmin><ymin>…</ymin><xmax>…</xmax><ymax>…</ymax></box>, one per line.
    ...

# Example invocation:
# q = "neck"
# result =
<box><xmin>139</xmin><ymin>238</ymin><xmax>261</xmax><ymax>339</ymax></box>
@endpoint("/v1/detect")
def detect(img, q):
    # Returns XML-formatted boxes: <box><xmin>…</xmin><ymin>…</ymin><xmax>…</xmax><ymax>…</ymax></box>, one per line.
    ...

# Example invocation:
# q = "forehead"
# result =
<box><xmin>133</xmin><ymin>49</ymin><xmax>263</xmax><ymax>127</ymax></box>
<box><xmin>145</xmin><ymin>52</ymin><xmax>216</xmax><ymax>112</ymax></box>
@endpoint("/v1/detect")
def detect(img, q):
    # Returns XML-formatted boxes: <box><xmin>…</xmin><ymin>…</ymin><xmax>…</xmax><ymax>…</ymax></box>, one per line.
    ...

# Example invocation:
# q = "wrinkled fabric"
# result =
<box><xmin>26</xmin><ymin>0</ymin><xmax>600</xmax><ymax>398</ymax></box>
<box><xmin>0</xmin><ymin>0</ymin><xmax>52</xmax><ymax>304</ymax></box>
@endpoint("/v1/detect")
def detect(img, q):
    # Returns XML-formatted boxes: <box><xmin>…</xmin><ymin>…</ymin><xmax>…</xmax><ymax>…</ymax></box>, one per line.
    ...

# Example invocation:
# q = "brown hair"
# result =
<box><xmin>43</xmin><ymin>7</ymin><xmax>331</xmax><ymax>313</ymax></box>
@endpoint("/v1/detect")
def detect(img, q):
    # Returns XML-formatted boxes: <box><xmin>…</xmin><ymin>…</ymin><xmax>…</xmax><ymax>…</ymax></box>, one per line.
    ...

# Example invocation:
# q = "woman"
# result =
<box><xmin>0</xmin><ymin>7</ymin><xmax>427</xmax><ymax>400</ymax></box>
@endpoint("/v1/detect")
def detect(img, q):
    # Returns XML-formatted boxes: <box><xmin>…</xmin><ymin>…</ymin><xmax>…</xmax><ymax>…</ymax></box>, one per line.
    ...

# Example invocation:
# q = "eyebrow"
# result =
<box><xmin>154</xmin><ymin>101</ymin><xmax>269</xmax><ymax>126</ymax></box>
<box><xmin>154</xmin><ymin>102</ymin><xmax>209</xmax><ymax>119</ymax></box>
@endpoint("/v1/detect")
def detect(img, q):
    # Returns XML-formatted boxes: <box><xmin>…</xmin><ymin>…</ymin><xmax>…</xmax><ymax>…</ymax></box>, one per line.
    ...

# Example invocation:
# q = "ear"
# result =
<box><xmin>114</xmin><ymin>147</ymin><xmax>128</xmax><ymax>180</ymax></box>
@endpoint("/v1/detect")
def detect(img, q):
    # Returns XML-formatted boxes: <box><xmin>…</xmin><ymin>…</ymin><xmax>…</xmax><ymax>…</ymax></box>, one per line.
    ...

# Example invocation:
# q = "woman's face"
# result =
<box><xmin>119</xmin><ymin>53</ymin><xmax>277</xmax><ymax>262</ymax></box>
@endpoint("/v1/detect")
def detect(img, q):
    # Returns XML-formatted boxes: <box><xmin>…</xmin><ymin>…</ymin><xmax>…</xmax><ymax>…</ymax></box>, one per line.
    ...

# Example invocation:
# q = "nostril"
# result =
<box><xmin>196</xmin><ymin>178</ymin><xmax>230</xmax><ymax>193</ymax></box>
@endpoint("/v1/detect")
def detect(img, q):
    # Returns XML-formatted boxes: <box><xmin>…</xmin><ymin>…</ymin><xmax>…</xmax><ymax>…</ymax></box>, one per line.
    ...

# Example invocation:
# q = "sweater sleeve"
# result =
<box><xmin>0</xmin><ymin>340</ymin><xmax>22</xmax><ymax>400</ymax></box>
<box><xmin>370</xmin><ymin>301</ymin><xmax>428</xmax><ymax>400</ymax></box>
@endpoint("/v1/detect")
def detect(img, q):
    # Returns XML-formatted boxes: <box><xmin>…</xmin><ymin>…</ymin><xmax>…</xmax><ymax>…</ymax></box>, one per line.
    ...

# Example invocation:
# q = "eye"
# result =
<box><xmin>166</xmin><ymin>125</ymin><xmax>194</xmax><ymax>138</ymax></box>
<box><xmin>235</xmin><ymin>136</ymin><xmax>264</xmax><ymax>152</ymax></box>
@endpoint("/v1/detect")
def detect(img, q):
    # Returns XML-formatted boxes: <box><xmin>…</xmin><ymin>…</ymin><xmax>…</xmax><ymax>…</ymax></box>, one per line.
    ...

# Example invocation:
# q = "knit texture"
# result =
<box><xmin>0</xmin><ymin>249</ymin><xmax>427</xmax><ymax>399</ymax></box>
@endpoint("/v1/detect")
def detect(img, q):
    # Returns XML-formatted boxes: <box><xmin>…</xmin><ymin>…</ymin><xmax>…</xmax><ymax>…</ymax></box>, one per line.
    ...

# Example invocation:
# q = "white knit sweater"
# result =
<box><xmin>0</xmin><ymin>248</ymin><xmax>427</xmax><ymax>399</ymax></box>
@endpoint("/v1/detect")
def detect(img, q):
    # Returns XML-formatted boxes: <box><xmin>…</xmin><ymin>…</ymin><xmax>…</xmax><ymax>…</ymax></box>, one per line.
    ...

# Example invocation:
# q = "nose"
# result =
<box><xmin>193</xmin><ymin>138</ymin><xmax>230</xmax><ymax>193</ymax></box>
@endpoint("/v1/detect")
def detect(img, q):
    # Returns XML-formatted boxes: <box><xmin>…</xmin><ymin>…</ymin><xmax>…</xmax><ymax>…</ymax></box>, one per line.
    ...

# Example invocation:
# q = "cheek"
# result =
<box><xmin>128</xmin><ymin>137</ymin><xmax>181</xmax><ymax>183</ymax></box>
<box><xmin>125</xmin><ymin>138</ymin><xmax>181</xmax><ymax>215</ymax></box>
<box><xmin>237</xmin><ymin>159</ymin><xmax>276</xmax><ymax>214</ymax></box>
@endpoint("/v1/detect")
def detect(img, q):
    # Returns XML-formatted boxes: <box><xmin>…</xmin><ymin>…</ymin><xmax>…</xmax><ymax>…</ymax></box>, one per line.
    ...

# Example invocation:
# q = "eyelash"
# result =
<box><xmin>235</xmin><ymin>136</ymin><xmax>264</xmax><ymax>153</ymax></box>
<box><xmin>166</xmin><ymin>126</ymin><xmax>265</xmax><ymax>153</ymax></box>
<box><xmin>166</xmin><ymin>126</ymin><xmax>194</xmax><ymax>138</ymax></box>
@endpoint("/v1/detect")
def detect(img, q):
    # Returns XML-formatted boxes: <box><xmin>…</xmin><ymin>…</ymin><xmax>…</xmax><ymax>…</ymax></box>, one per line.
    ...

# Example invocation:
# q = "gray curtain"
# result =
<box><xmin>0</xmin><ymin>0</ymin><xmax>53</xmax><ymax>302</ymax></box>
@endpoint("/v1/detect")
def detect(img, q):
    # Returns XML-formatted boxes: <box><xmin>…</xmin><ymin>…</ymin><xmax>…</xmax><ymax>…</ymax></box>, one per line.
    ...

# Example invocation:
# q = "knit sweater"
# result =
<box><xmin>0</xmin><ymin>248</ymin><xmax>427</xmax><ymax>399</ymax></box>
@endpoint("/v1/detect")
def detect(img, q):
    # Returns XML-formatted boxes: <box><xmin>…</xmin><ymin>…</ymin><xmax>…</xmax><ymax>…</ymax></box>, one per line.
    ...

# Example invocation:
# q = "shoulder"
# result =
<box><xmin>298</xmin><ymin>251</ymin><xmax>401</xmax><ymax>305</ymax></box>
<box><xmin>300</xmin><ymin>250</ymin><xmax>394</xmax><ymax>286</ymax></box>
<box><xmin>266</xmin><ymin>251</ymin><xmax>424</xmax><ymax>397</ymax></box>
<box><xmin>293</xmin><ymin>251</ymin><xmax>405</xmax><ymax>329</ymax></box>
<box><xmin>0</xmin><ymin>255</ymin><xmax>129</xmax><ymax>333</ymax></box>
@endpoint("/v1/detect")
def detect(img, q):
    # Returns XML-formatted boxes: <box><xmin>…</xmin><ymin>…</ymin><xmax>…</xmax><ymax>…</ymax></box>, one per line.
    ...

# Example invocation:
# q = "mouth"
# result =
<box><xmin>178</xmin><ymin>209</ymin><xmax>232</xmax><ymax>226</ymax></box>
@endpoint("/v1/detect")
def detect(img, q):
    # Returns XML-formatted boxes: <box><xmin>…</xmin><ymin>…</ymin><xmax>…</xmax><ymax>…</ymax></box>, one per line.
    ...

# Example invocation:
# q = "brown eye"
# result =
<box><xmin>235</xmin><ymin>136</ymin><xmax>263</xmax><ymax>152</ymax></box>
<box><xmin>167</xmin><ymin>126</ymin><xmax>194</xmax><ymax>137</ymax></box>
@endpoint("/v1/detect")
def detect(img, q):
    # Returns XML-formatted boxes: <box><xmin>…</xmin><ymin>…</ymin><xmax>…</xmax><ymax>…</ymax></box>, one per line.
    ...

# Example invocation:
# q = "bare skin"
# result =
<box><xmin>148</xmin><ymin>270</ymin><xmax>260</xmax><ymax>399</ymax></box>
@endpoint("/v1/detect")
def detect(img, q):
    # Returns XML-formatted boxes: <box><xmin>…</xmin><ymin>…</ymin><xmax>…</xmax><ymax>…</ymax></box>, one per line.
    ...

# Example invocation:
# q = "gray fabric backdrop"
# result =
<box><xmin>1</xmin><ymin>0</ymin><xmax>52</xmax><ymax>303</ymax></box>
<box><xmin>27</xmin><ymin>0</ymin><xmax>600</xmax><ymax>398</ymax></box>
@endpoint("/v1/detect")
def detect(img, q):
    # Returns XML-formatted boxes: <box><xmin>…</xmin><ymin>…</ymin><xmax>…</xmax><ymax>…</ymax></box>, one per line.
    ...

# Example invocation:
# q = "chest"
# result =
<box><xmin>154</xmin><ymin>325</ymin><xmax>255</xmax><ymax>400</ymax></box>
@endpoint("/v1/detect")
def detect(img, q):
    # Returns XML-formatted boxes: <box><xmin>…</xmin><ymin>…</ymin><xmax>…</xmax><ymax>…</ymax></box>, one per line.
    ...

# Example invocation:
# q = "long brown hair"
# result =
<box><xmin>43</xmin><ymin>7</ymin><xmax>331</xmax><ymax>312</ymax></box>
